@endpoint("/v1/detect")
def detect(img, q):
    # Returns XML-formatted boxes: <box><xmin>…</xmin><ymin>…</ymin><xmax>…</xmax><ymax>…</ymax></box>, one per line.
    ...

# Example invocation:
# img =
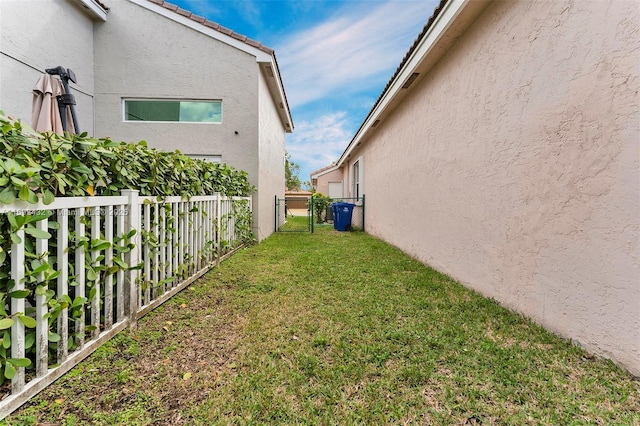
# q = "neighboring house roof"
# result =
<box><xmin>310</xmin><ymin>164</ymin><xmax>340</xmax><ymax>179</ymax></box>
<box><xmin>147</xmin><ymin>0</ymin><xmax>274</xmax><ymax>55</ymax></box>
<box><xmin>337</xmin><ymin>0</ymin><xmax>489</xmax><ymax>166</ymax></box>
<box><xmin>131</xmin><ymin>0</ymin><xmax>294</xmax><ymax>132</ymax></box>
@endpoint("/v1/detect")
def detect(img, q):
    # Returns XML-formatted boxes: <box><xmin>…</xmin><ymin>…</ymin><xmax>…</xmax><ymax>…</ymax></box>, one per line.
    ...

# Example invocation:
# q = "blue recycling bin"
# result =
<box><xmin>332</xmin><ymin>202</ymin><xmax>355</xmax><ymax>231</ymax></box>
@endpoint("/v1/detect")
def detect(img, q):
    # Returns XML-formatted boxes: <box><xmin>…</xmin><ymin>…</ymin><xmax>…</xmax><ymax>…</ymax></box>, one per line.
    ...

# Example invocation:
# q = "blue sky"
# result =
<box><xmin>171</xmin><ymin>0</ymin><xmax>438</xmax><ymax>184</ymax></box>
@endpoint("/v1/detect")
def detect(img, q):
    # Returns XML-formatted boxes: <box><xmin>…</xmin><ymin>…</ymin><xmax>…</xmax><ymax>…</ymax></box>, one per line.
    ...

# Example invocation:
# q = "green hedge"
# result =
<box><xmin>0</xmin><ymin>110</ymin><xmax>253</xmax><ymax>204</ymax></box>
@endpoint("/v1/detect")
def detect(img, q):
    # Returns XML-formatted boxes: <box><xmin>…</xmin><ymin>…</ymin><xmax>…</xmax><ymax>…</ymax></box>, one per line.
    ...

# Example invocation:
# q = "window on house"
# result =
<box><xmin>123</xmin><ymin>99</ymin><xmax>222</xmax><ymax>123</ymax></box>
<box><xmin>352</xmin><ymin>160</ymin><xmax>360</xmax><ymax>198</ymax></box>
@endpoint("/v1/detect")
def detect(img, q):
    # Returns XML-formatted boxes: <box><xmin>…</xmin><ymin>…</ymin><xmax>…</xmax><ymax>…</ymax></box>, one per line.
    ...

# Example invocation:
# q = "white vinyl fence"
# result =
<box><xmin>0</xmin><ymin>190</ymin><xmax>251</xmax><ymax>418</ymax></box>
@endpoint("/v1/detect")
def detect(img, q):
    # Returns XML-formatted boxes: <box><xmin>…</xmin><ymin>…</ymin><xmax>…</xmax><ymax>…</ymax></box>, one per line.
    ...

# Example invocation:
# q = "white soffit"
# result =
<box><xmin>260</xmin><ymin>62</ymin><xmax>294</xmax><ymax>132</ymax></box>
<box><xmin>76</xmin><ymin>0</ymin><xmax>108</xmax><ymax>21</ymax></box>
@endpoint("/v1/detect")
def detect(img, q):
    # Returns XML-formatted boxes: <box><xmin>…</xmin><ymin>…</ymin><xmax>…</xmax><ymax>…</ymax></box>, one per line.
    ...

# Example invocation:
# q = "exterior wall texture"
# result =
<box><xmin>257</xmin><ymin>69</ymin><xmax>286</xmax><ymax>240</ymax></box>
<box><xmin>94</xmin><ymin>0</ymin><xmax>260</xmax><ymax>177</ymax></box>
<box><xmin>314</xmin><ymin>168</ymin><xmax>343</xmax><ymax>197</ymax></box>
<box><xmin>94</xmin><ymin>0</ymin><xmax>283</xmax><ymax>240</ymax></box>
<box><xmin>0</xmin><ymin>0</ymin><xmax>96</xmax><ymax>133</ymax></box>
<box><xmin>349</xmin><ymin>0</ymin><xmax>639</xmax><ymax>375</ymax></box>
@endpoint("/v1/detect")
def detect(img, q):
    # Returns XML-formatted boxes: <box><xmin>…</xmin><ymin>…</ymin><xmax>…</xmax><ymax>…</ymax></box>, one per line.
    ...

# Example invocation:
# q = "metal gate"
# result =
<box><xmin>275</xmin><ymin>195</ymin><xmax>365</xmax><ymax>233</ymax></box>
<box><xmin>275</xmin><ymin>196</ymin><xmax>312</xmax><ymax>232</ymax></box>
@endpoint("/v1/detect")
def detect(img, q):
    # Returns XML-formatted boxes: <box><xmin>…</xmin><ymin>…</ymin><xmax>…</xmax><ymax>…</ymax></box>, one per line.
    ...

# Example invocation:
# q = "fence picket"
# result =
<box><xmin>116</xmin><ymin>209</ymin><xmax>125</xmax><ymax>322</ymax></box>
<box><xmin>172</xmin><ymin>203</ymin><xmax>179</xmax><ymax>286</ymax></box>
<box><xmin>159</xmin><ymin>205</ymin><xmax>166</xmax><ymax>294</ymax></box>
<box><xmin>57</xmin><ymin>210</ymin><xmax>69</xmax><ymax>363</ymax></box>
<box><xmin>179</xmin><ymin>202</ymin><xmax>185</xmax><ymax>279</ymax></box>
<box><xmin>188</xmin><ymin>201</ymin><xmax>194</xmax><ymax>275</ymax></box>
<box><xmin>104</xmin><ymin>206</ymin><xmax>114</xmax><ymax>329</ymax></box>
<box><xmin>75</xmin><ymin>208</ymin><xmax>86</xmax><ymax>350</ymax></box>
<box><xmin>91</xmin><ymin>207</ymin><xmax>101</xmax><ymax>340</ymax></box>
<box><xmin>35</xmin><ymin>218</ymin><xmax>49</xmax><ymax>377</ymax></box>
<box><xmin>152</xmin><ymin>204</ymin><xmax>159</xmax><ymax>299</ymax></box>
<box><xmin>143</xmin><ymin>203</ymin><xmax>151</xmax><ymax>306</ymax></box>
<box><xmin>122</xmin><ymin>190</ymin><xmax>140</xmax><ymax>323</ymax></box>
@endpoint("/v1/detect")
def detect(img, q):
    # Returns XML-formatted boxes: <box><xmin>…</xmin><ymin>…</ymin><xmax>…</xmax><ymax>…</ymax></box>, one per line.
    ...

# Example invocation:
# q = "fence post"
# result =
<box><xmin>310</xmin><ymin>195</ymin><xmax>314</xmax><ymax>233</ymax></box>
<box><xmin>122</xmin><ymin>190</ymin><xmax>140</xmax><ymax>329</ymax></box>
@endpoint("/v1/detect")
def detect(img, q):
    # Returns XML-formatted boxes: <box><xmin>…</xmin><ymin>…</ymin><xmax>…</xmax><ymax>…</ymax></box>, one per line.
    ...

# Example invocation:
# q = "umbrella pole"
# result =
<box><xmin>46</xmin><ymin>66</ymin><xmax>80</xmax><ymax>134</ymax></box>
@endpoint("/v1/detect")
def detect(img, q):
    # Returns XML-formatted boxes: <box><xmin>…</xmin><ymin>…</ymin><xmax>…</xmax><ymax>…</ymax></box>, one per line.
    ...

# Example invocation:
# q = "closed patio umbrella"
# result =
<box><xmin>31</xmin><ymin>73</ymin><xmax>65</xmax><ymax>135</ymax></box>
<box><xmin>31</xmin><ymin>66</ymin><xmax>79</xmax><ymax>135</ymax></box>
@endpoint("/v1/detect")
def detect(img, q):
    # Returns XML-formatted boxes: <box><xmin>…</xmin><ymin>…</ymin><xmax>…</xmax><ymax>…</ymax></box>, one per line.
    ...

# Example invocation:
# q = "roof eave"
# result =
<box><xmin>337</xmin><ymin>0</ymin><xmax>491</xmax><ymax>167</ymax></box>
<box><xmin>259</xmin><ymin>56</ymin><xmax>294</xmax><ymax>133</ymax></box>
<box><xmin>132</xmin><ymin>0</ymin><xmax>271</xmax><ymax>56</ymax></box>
<box><xmin>310</xmin><ymin>164</ymin><xmax>340</xmax><ymax>179</ymax></box>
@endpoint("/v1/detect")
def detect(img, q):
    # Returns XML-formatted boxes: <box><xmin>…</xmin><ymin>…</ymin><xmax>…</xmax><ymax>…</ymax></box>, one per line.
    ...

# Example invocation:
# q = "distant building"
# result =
<box><xmin>310</xmin><ymin>164</ymin><xmax>343</xmax><ymax>198</ymax></box>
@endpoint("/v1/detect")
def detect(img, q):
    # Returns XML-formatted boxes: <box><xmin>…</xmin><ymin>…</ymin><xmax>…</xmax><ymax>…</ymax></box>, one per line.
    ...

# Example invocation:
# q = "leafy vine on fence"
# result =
<box><xmin>0</xmin><ymin>111</ymin><xmax>255</xmax><ymax>384</ymax></box>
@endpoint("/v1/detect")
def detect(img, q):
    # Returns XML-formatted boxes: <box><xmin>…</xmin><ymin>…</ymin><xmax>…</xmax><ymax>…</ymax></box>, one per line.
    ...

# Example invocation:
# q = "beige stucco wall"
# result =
<box><xmin>257</xmin><ymin>68</ymin><xmax>286</xmax><ymax>239</ymax></box>
<box><xmin>0</xmin><ymin>0</ymin><xmax>96</xmax><ymax>133</ymax></box>
<box><xmin>314</xmin><ymin>168</ymin><xmax>343</xmax><ymax>197</ymax></box>
<box><xmin>350</xmin><ymin>0</ymin><xmax>639</xmax><ymax>375</ymax></box>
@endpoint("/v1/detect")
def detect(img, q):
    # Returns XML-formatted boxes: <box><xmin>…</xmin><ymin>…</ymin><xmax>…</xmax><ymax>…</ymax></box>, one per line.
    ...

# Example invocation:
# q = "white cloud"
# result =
<box><xmin>286</xmin><ymin>112</ymin><xmax>353</xmax><ymax>180</ymax></box>
<box><xmin>276</xmin><ymin>1</ymin><xmax>435</xmax><ymax>108</ymax></box>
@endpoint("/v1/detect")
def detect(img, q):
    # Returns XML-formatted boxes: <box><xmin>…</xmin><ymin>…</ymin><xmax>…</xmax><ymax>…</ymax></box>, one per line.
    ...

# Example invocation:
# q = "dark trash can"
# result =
<box><xmin>326</xmin><ymin>204</ymin><xmax>334</xmax><ymax>222</ymax></box>
<box><xmin>332</xmin><ymin>202</ymin><xmax>355</xmax><ymax>231</ymax></box>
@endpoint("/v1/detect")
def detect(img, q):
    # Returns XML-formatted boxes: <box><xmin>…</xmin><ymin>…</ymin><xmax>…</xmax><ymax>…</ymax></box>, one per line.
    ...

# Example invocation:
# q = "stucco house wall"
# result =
<box><xmin>257</xmin><ymin>68</ymin><xmax>286</xmax><ymax>239</ymax></box>
<box><xmin>0</xmin><ymin>0</ymin><xmax>98</xmax><ymax>133</ymax></box>
<box><xmin>93</xmin><ymin>0</ymin><xmax>290</xmax><ymax>240</ymax></box>
<box><xmin>311</xmin><ymin>167</ymin><xmax>343</xmax><ymax>198</ymax></box>
<box><xmin>340</xmin><ymin>0</ymin><xmax>639</xmax><ymax>375</ymax></box>
<box><xmin>94</xmin><ymin>0</ymin><xmax>259</xmax><ymax>166</ymax></box>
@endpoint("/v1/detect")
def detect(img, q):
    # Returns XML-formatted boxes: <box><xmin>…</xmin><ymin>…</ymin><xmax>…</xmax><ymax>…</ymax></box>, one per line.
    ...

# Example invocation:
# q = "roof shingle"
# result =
<box><xmin>148</xmin><ymin>0</ymin><xmax>274</xmax><ymax>55</ymax></box>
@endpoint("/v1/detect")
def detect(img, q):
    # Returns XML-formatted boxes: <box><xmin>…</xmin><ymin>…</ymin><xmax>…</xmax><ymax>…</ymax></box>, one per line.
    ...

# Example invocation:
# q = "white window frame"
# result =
<box><xmin>351</xmin><ymin>156</ymin><xmax>364</xmax><ymax>202</ymax></box>
<box><xmin>122</xmin><ymin>99</ymin><xmax>223</xmax><ymax>123</ymax></box>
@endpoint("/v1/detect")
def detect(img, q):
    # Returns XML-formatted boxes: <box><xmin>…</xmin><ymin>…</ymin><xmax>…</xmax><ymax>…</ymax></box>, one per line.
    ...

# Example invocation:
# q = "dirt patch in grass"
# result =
<box><xmin>3</xmin><ymin>275</ymin><xmax>244</xmax><ymax>426</ymax></box>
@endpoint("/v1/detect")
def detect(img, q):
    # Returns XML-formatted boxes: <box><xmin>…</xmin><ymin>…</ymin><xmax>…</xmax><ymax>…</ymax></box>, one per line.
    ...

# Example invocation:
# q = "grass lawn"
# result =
<box><xmin>4</xmin><ymin>220</ymin><xmax>639</xmax><ymax>425</ymax></box>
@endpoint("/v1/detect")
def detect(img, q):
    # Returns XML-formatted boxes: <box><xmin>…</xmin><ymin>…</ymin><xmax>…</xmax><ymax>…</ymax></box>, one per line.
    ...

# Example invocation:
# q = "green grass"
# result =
<box><xmin>4</xmin><ymin>227</ymin><xmax>639</xmax><ymax>425</ymax></box>
<box><xmin>278</xmin><ymin>214</ymin><xmax>311</xmax><ymax>232</ymax></box>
